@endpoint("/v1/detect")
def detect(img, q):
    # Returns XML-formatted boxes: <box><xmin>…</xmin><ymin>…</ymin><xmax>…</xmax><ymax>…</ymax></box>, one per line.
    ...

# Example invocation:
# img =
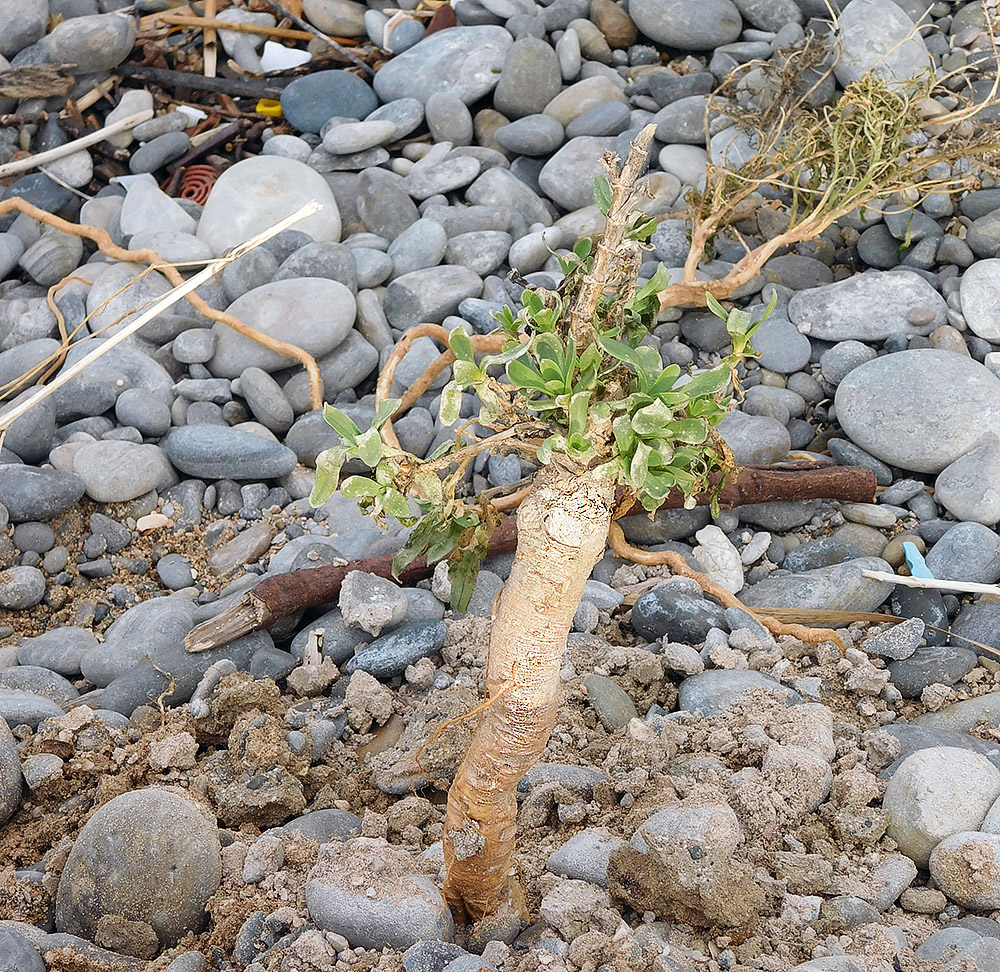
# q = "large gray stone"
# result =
<box><xmin>924</xmin><ymin>522</ymin><xmax>1000</xmax><ymax>584</ymax></box>
<box><xmin>493</xmin><ymin>36</ymin><xmax>563</xmax><ymax>119</ymax></box>
<box><xmin>833</xmin><ymin>0</ymin><xmax>932</xmax><ymax>88</ymax></box>
<box><xmin>384</xmin><ymin>267</ymin><xmax>483</xmax><ymax>328</ymax></box>
<box><xmin>166</xmin><ymin>426</ymin><xmax>297</xmax><ymax>480</ymax></box>
<box><xmin>306</xmin><ymin>838</ymin><xmax>452</xmax><ymax>948</ymax></box>
<box><xmin>0</xmin><ymin>927</ymin><xmax>43</xmax><ymax>972</ymax></box>
<box><xmin>373</xmin><ymin>26</ymin><xmax>513</xmax><ymax>105</ymax></box>
<box><xmin>538</xmin><ymin>136</ymin><xmax>616</xmax><ymax>211</ymax></box>
<box><xmin>835</xmin><ymin>350</ymin><xmax>1000</xmax><ymax>474</ymax></box>
<box><xmin>197</xmin><ymin>156</ymin><xmax>341</xmax><ymax>256</ymax></box>
<box><xmin>741</xmin><ymin>557</ymin><xmax>894</xmax><ymax>612</ymax></box>
<box><xmin>628</xmin><ymin>0</ymin><xmax>742</xmax><ymax>49</ymax></box>
<box><xmin>934</xmin><ymin>433</ymin><xmax>1000</xmax><ymax>525</ymax></box>
<box><xmin>677</xmin><ymin>670</ymin><xmax>801</xmax><ymax>716</ymax></box>
<box><xmin>717</xmin><ymin>410</ymin><xmax>790</xmax><ymax>464</ymax></box>
<box><xmin>787</xmin><ymin>270</ymin><xmax>946</xmax><ymax>342</ymax></box>
<box><xmin>55</xmin><ymin>790</ymin><xmax>221</xmax><ymax>948</ymax></box>
<box><xmin>0</xmin><ymin>466</ymin><xmax>85</xmax><ymax>523</ymax></box>
<box><xmin>207</xmin><ymin>278</ymin><xmax>355</xmax><ymax>377</ymax></box>
<box><xmin>959</xmin><ymin>259</ymin><xmax>1000</xmax><ymax>340</ymax></box>
<box><xmin>46</xmin><ymin>12</ymin><xmax>136</xmax><ymax>73</ymax></box>
<box><xmin>0</xmin><ymin>718</ymin><xmax>22</xmax><ymax>827</ymax></box>
<box><xmin>883</xmin><ymin>747</ymin><xmax>1000</xmax><ymax>867</ymax></box>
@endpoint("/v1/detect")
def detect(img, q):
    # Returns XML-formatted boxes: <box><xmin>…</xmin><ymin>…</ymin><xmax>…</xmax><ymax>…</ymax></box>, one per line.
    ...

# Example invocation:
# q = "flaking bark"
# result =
<box><xmin>442</xmin><ymin>469</ymin><xmax>617</xmax><ymax>919</ymax></box>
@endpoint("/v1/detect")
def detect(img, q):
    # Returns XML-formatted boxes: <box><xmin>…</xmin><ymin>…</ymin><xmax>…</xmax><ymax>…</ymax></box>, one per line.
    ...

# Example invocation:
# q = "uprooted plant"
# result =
<box><xmin>658</xmin><ymin>24</ymin><xmax>1000</xmax><ymax>309</ymax></box>
<box><xmin>272</xmin><ymin>33</ymin><xmax>998</xmax><ymax>929</ymax></box>
<box><xmin>307</xmin><ymin>124</ymin><xmax>789</xmax><ymax>922</ymax></box>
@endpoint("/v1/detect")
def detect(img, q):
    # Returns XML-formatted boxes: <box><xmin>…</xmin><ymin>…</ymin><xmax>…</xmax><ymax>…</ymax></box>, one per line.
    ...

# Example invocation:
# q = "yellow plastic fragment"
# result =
<box><xmin>255</xmin><ymin>99</ymin><xmax>283</xmax><ymax>117</ymax></box>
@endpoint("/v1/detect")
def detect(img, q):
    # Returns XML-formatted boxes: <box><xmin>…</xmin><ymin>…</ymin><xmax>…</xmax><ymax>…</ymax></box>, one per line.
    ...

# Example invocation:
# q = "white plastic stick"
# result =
<box><xmin>0</xmin><ymin>201</ymin><xmax>321</xmax><ymax>434</ymax></box>
<box><xmin>0</xmin><ymin>110</ymin><xmax>154</xmax><ymax>179</ymax></box>
<box><xmin>862</xmin><ymin>569</ymin><xmax>1000</xmax><ymax>598</ymax></box>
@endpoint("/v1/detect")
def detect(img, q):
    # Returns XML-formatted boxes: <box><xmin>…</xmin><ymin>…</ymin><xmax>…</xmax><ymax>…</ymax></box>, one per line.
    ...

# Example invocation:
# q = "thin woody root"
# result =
<box><xmin>0</xmin><ymin>197</ymin><xmax>323</xmax><ymax>408</ymax></box>
<box><xmin>607</xmin><ymin>520</ymin><xmax>847</xmax><ymax>653</ymax></box>
<box><xmin>412</xmin><ymin>670</ymin><xmax>516</xmax><ymax>793</ymax></box>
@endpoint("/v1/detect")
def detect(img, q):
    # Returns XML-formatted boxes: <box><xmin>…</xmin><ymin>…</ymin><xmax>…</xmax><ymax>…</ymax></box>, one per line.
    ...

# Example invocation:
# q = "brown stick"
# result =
<box><xmin>157</xmin><ymin>12</ymin><xmax>330</xmax><ymax>43</ymax></box>
<box><xmin>0</xmin><ymin>199</ymin><xmax>324</xmax><ymax>410</ymax></box>
<box><xmin>184</xmin><ymin>462</ymin><xmax>875</xmax><ymax>652</ymax></box>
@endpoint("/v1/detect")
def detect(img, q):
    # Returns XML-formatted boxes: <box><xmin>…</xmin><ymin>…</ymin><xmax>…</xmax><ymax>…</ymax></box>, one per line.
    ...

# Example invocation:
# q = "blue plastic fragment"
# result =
<box><xmin>903</xmin><ymin>541</ymin><xmax>934</xmax><ymax>579</ymax></box>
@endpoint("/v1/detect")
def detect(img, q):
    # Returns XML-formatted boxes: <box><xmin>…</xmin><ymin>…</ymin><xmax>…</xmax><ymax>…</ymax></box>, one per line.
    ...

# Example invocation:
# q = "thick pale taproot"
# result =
<box><xmin>442</xmin><ymin>470</ymin><xmax>616</xmax><ymax>919</ymax></box>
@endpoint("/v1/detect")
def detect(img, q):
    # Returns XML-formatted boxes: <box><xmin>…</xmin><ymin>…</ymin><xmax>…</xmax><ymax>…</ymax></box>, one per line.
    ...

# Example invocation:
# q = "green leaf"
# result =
<box><xmin>568</xmin><ymin>392</ymin><xmax>590</xmax><ymax>438</ymax></box>
<box><xmin>629</xmin><ymin>441</ymin><xmax>651</xmax><ymax>489</ymax></box>
<box><xmin>372</xmin><ymin>398</ymin><xmax>401</xmax><ymax>430</ymax></box>
<box><xmin>535</xmin><ymin>332</ymin><xmax>567</xmax><ymax>372</ymax></box>
<box><xmin>647</xmin><ymin>364</ymin><xmax>681</xmax><ymax>397</ymax></box>
<box><xmin>578</xmin><ymin>342</ymin><xmax>602</xmax><ymax>374</ymax></box>
<box><xmin>597</xmin><ymin>334</ymin><xmax>644</xmax><ymax>371</ymax></box>
<box><xmin>678</xmin><ymin>363</ymin><xmax>731</xmax><ymax>399</ymax></box>
<box><xmin>634</xmin><ymin>344</ymin><xmax>664</xmax><ymax>381</ymax></box>
<box><xmin>341</xmin><ymin>476</ymin><xmax>381</xmax><ymax>498</ymax></box>
<box><xmin>477</xmin><ymin>383</ymin><xmax>505</xmax><ymax>425</ymax></box>
<box><xmin>592</xmin><ymin>458</ymin><xmax>623</xmax><ymax>480</ymax></box>
<box><xmin>566</xmin><ymin>432</ymin><xmax>594</xmax><ymax>460</ymax></box>
<box><xmin>323</xmin><ymin>404</ymin><xmax>361</xmax><ymax>444</ymax></box>
<box><xmin>449</xmin><ymin>325</ymin><xmax>475</xmax><ymax>363</ymax></box>
<box><xmin>628</xmin><ymin>214</ymin><xmax>658</xmax><ymax>242</ymax></box>
<box><xmin>613</xmin><ymin>415</ymin><xmax>636</xmax><ymax>455</ymax></box>
<box><xmin>759</xmin><ymin>290</ymin><xmax>779</xmax><ymax>324</ymax></box>
<box><xmin>493</xmin><ymin>305</ymin><xmax>516</xmax><ymax>331</ymax></box>
<box><xmin>536</xmin><ymin>433</ymin><xmax>566</xmax><ymax>466</ymax></box>
<box><xmin>634</xmin><ymin>264</ymin><xmax>671</xmax><ymax>303</ymax></box>
<box><xmin>439</xmin><ymin>381</ymin><xmax>462</xmax><ymax>427</ymax></box>
<box><xmin>481</xmin><ymin>340</ymin><xmax>531</xmax><ymax>369</ymax></box>
<box><xmin>382</xmin><ymin>487</ymin><xmax>413</xmax><ymax>522</ymax></box>
<box><xmin>538</xmin><ymin>358</ymin><xmax>564</xmax><ymax>384</ymax></box>
<box><xmin>573</xmin><ymin>237</ymin><xmax>593</xmax><ymax>260</ymax></box>
<box><xmin>705</xmin><ymin>292</ymin><xmax>729</xmax><ymax>323</ymax></box>
<box><xmin>427</xmin><ymin>439</ymin><xmax>456</xmax><ymax>462</ymax></box>
<box><xmin>413</xmin><ymin>469</ymin><xmax>443</xmax><ymax>505</ymax></box>
<box><xmin>631</xmin><ymin>398</ymin><xmax>673</xmax><ymax>437</ymax></box>
<box><xmin>356</xmin><ymin>428</ymin><xmax>384</xmax><ymax>468</ymax></box>
<box><xmin>593</xmin><ymin>173</ymin><xmax>613</xmax><ymax>215</ymax></box>
<box><xmin>665</xmin><ymin>418</ymin><xmax>709</xmax><ymax>444</ymax></box>
<box><xmin>507</xmin><ymin>357</ymin><xmax>549</xmax><ymax>393</ymax></box>
<box><xmin>309</xmin><ymin>446</ymin><xmax>348</xmax><ymax>508</ymax></box>
<box><xmin>522</xmin><ymin>290</ymin><xmax>544</xmax><ymax>316</ymax></box>
<box><xmin>448</xmin><ymin>548</ymin><xmax>484</xmax><ymax>614</ymax></box>
<box><xmin>453</xmin><ymin>359</ymin><xmax>484</xmax><ymax>387</ymax></box>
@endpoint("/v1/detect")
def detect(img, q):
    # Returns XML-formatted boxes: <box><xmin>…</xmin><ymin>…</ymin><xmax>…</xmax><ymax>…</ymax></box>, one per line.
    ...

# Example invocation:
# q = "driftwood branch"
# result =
<box><xmin>185</xmin><ymin>462</ymin><xmax>876</xmax><ymax>652</ymax></box>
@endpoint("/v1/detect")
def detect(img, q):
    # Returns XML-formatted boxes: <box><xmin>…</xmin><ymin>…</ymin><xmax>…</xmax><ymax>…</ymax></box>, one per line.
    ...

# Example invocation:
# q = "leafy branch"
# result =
<box><xmin>309</xmin><ymin>126</ymin><xmax>781</xmax><ymax>609</ymax></box>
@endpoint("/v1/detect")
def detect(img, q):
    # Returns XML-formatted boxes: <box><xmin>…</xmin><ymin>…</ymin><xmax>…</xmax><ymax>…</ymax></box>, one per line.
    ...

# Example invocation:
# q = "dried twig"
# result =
<box><xmin>156</xmin><ymin>12</ymin><xmax>323</xmax><ymax>43</ymax></box>
<box><xmin>0</xmin><ymin>202</ymin><xmax>321</xmax><ymax>435</ymax></box>
<box><xmin>0</xmin><ymin>198</ymin><xmax>324</xmax><ymax>409</ymax></box>
<box><xmin>203</xmin><ymin>0</ymin><xmax>219</xmax><ymax>78</ymax></box>
<box><xmin>0</xmin><ymin>110</ymin><xmax>153</xmax><ymax>179</ymax></box>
